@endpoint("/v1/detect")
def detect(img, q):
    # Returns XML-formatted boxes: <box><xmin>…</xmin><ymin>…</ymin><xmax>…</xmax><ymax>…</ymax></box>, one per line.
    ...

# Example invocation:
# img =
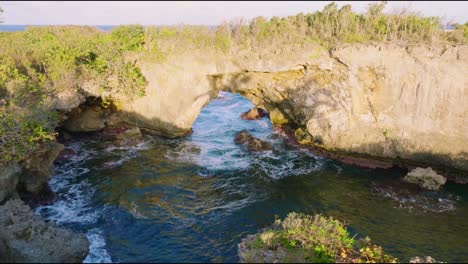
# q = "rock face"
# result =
<box><xmin>18</xmin><ymin>141</ymin><xmax>64</xmax><ymax>194</ymax></box>
<box><xmin>403</xmin><ymin>167</ymin><xmax>447</xmax><ymax>190</ymax></box>
<box><xmin>0</xmin><ymin>199</ymin><xmax>89</xmax><ymax>263</ymax></box>
<box><xmin>46</xmin><ymin>43</ymin><xmax>467</xmax><ymax>173</ymax></box>
<box><xmin>63</xmin><ymin>105</ymin><xmax>107</xmax><ymax>132</ymax></box>
<box><xmin>0</xmin><ymin>162</ymin><xmax>21</xmax><ymax>203</ymax></box>
<box><xmin>102</xmin><ymin>124</ymin><xmax>143</xmax><ymax>147</ymax></box>
<box><xmin>116</xmin><ymin>53</ymin><xmax>221</xmax><ymax>138</ymax></box>
<box><xmin>234</xmin><ymin>130</ymin><xmax>273</xmax><ymax>152</ymax></box>
<box><xmin>240</xmin><ymin>107</ymin><xmax>269</xmax><ymax>120</ymax></box>
<box><xmin>211</xmin><ymin>44</ymin><xmax>468</xmax><ymax>172</ymax></box>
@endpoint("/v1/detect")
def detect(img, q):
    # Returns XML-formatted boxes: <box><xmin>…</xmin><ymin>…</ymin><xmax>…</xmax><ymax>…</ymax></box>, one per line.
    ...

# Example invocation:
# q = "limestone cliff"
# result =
<box><xmin>40</xmin><ymin>43</ymin><xmax>468</xmax><ymax>173</ymax></box>
<box><xmin>119</xmin><ymin>43</ymin><xmax>467</xmax><ymax>172</ymax></box>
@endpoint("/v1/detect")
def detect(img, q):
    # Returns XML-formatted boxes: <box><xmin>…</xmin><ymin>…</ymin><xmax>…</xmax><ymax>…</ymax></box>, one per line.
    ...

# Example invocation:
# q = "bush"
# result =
<box><xmin>0</xmin><ymin>25</ymin><xmax>148</xmax><ymax>164</ymax></box>
<box><xmin>240</xmin><ymin>212</ymin><xmax>398</xmax><ymax>263</ymax></box>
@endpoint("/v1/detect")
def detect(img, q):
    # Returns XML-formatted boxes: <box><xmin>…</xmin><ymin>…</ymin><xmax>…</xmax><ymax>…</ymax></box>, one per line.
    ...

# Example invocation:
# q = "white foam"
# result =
<box><xmin>36</xmin><ymin>141</ymin><xmax>113</xmax><ymax>262</ymax></box>
<box><xmin>83</xmin><ymin>229</ymin><xmax>113</xmax><ymax>263</ymax></box>
<box><xmin>101</xmin><ymin>138</ymin><xmax>154</xmax><ymax>169</ymax></box>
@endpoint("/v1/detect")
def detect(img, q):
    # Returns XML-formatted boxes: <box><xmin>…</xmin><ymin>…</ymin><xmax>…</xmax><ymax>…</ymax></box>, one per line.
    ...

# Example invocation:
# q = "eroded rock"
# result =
<box><xmin>234</xmin><ymin>130</ymin><xmax>273</xmax><ymax>152</ymax></box>
<box><xmin>63</xmin><ymin>105</ymin><xmax>106</xmax><ymax>132</ymax></box>
<box><xmin>102</xmin><ymin>123</ymin><xmax>143</xmax><ymax>147</ymax></box>
<box><xmin>0</xmin><ymin>199</ymin><xmax>89</xmax><ymax>263</ymax></box>
<box><xmin>0</xmin><ymin>162</ymin><xmax>21</xmax><ymax>204</ymax></box>
<box><xmin>403</xmin><ymin>167</ymin><xmax>447</xmax><ymax>190</ymax></box>
<box><xmin>210</xmin><ymin>45</ymin><xmax>468</xmax><ymax>172</ymax></box>
<box><xmin>19</xmin><ymin>141</ymin><xmax>64</xmax><ymax>194</ymax></box>
<box><xmin>240</xmin><ymin>107</ymin><xmax>268</xmax><ymax>120</ymax></box>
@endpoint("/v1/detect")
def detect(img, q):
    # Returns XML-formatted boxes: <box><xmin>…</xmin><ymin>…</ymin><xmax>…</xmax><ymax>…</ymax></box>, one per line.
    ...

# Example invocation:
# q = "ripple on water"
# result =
<box><xmin>34</xmin><ymin>91</ymin><xmax>468</xmax><ymax>263</ymax></box>
<box><xmin>370</xmin><ymin>181</ymin><xmax>458</xmax><ymax>213</ymax></box>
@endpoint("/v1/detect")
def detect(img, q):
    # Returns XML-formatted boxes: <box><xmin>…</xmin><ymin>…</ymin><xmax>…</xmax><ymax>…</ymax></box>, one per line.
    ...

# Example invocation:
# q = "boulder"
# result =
<box><xmin>56</xmin><ymin>148</ymin><xmax>77</xmax><ymax>162</ymax></box>
<box><xmin>234</xmin><ymin>130</ymin><xmax>273</xmax><ymax>152</ymax></box>
<box><xmin>403</xmin><ymin>167</ymin><xmax>447</xmax><ymax>190</ymax></box>
<box><xmin>102</xmin><ymin>124</ymin><xmax>143</xmax><ymax>147</ymax></box>
<box><xmin>0</xmin><ymin>199</ymin><xmax>89</xmax><ymax>263</ymax></box>
<box><xmin>19</xmin><ymin>141</ymin><xmax>64</xmax><ymax>194</ymax></box>
<box><xmin>63</xmin><ymin>106</ymin><xmax>106</xmax><ymax>132</ymax></box>
<box><xmin>0</xmin><ymin>162</ymin><xmax>21</xmax><ymax>204</ymax></box>
<box><xmin>240</xmin><ymin>107</ymin><xmax>268</xmax><ymax>120</ymax></box>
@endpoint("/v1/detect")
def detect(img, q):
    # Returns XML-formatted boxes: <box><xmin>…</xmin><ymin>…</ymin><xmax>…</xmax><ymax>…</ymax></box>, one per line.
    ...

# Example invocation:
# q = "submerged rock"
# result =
<box><xmin>234</xmin><ymin>130</ymin><xmax>273</xmax><ymax>152</ymax></box>
<box><xmin>0</xmin><ymin>199</ymin><xmax>89</xmax><ymax>263</ymax></box>
<box><xmin>403</xmin><ymin>167</ymin><xmax>447</xmax><ymax>190</ymax></box>
<box><xmin>409</xmin><ymin>256</ymin><xmax>441</xmax><ymax>263</ymax></box>
<box><xmin>240</xmin><ymin>107</ymin><xmax>269</xmax><ymax>120</ymax></box>
<box><xmin>56</xmin><ymin>147</ymin><xmax>77</xmax><ymax>162</ymax></box>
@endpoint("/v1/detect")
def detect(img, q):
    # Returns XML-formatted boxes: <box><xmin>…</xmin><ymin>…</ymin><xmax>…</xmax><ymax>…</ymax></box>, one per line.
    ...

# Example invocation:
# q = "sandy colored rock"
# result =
<box><xmin>0</xmin><ymin>199</ymin><xmax>89</xmax><ymax>263</ymax></box>
<box><xmin>210</xmin><ymin>44</ymin><xmax>468</xmax><ymax>172</ymax></box>
<box><xmin>63</xmin><ymin>106</ymin><xmax>106</xmax><ymax>132</ymax></box>
<box><xmin>240</xmin><ymin>107</ymin><xmax>268</xmax><ymax>120</ymax></box>
<box><xmin>44</xmin><ymin>43</ymin><xmax>468</xmax><ymax>172</ymax></box>
<box><xmin>234</xmin><ymin>130</ymin><xmax>273</xmax><ymax>152</ymax></box>
<box><xmin>403</xmin><ymin>167</ymin><xmax>447</xmax><ymax>190</ymax></box>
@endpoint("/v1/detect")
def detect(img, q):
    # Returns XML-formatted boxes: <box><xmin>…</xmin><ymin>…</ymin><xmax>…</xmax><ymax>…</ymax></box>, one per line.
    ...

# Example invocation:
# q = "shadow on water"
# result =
<box><xmin>37</xmin><ymin>91</ymin><xmax>468</xmax><ymax>263</ymax></box>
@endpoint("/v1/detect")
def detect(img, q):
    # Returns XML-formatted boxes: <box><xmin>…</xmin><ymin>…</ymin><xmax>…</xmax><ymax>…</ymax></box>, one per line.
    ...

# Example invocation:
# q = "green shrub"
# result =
<box><xmin>110</xmin><ymin>25</ymin><xmax>145</xmax><ymax>52</ymax></box>
<box><xmin>242</xmin><ymin>212</ymin><xmax>398</xmax><ymax>263</ymax></box>
<box><xmin>0</xmin><ymin>25</ymin><xmax>148</xmax><ymax>164</ymax></box>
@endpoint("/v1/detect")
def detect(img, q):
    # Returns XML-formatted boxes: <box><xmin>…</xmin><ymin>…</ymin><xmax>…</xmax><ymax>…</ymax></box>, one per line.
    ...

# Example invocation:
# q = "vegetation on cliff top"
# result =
<box><xmin>0</xmin><ymin>25</ymin><xmax>147</xmax><ymax>163</ymax></box>
<box><xmin>0</xmin><ymin>1</ymin><xmax>467</xmax><ymax>164</ymax></box>
<box><xmin>141</xmin><ymin>1</ymin><xmax>467</xmax><ymax>58</ymax></box>
<box><xmin>239</xmin><ymin>212</ymin><xmax>398</xmax><ymax>263</ymax></box>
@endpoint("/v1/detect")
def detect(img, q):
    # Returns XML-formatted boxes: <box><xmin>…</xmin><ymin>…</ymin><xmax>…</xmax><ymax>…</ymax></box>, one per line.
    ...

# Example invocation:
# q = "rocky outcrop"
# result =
<box><xmin>18</xmin><ymin>141</ymin><xmax>64</xmax><ymax>195</ymax></box>
<box><xmin>0</xmin><ymin>199</ymin><xmax>89</xmax><ymax>263</ymax></box>
<box><xmin>0</xmin><ymin>162</ymin><xmax>21</xmax><ymax>203</ymax></box>
<box><xmin>210</xmin><ymin>44</ymin><xmax>468</xmax><ymax>173</ymax></box>
<box><xmin>102</xmin><ymin>124</ymin><xmax>143</xmax><ymax>147</ymax></box>
<box><xmin>240</xmin><ymin>107</ymin><xmax>269</xmax><ymax>120</ymax></box>
<box><xmin>63</xmin><ymin>105</ymin><xmax>107</xmax><ymax>132</ymax></box>
<box><xmin>45</xmin><ymin>43</ymin><xmax>468</xmax><ymax>173</ymax></box>
<box><xmin>234</xmin><ymin>130</ymin><xmax>273</xmax><ymax>152</ymax></box>
<box><xmin>403</xmin><ymin>167</ymin><xmax>447</xmax><ymax>190</ymax></box>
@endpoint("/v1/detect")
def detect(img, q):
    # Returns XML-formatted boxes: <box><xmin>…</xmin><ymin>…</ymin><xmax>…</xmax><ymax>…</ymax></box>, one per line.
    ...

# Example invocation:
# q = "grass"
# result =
<box><xmin>240</xmin><ymin>212</ymin><xmax>398</xmax><ymax>263</ymax></box>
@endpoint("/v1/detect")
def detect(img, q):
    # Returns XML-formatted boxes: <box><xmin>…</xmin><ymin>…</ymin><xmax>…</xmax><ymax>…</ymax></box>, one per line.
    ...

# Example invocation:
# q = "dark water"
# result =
<box><xmin>36</xmin><ymin>92</ymin><xmax>468</xmax><ymax>263</ymax></box>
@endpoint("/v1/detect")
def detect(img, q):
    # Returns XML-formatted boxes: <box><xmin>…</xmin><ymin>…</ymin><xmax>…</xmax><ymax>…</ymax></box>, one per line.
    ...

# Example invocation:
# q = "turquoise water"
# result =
<box><xmin>37</xmin><ymin>91</ymin><xmax>468</xmax><ymax>263</ymax></box>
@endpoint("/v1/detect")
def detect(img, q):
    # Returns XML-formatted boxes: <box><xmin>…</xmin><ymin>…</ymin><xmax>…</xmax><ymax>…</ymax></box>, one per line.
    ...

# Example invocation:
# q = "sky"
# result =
<box><xmin>1</xmin><ymin>1</ymin><xmax>466</xmax><ymax>25</ymax></box>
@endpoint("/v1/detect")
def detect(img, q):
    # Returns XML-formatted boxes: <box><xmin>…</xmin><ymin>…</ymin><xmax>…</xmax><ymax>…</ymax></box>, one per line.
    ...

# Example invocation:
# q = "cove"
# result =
<box><xmin>36</xmin><ymin>92</ymin><xmax>468</xmax><ymax>263</ymax></box>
